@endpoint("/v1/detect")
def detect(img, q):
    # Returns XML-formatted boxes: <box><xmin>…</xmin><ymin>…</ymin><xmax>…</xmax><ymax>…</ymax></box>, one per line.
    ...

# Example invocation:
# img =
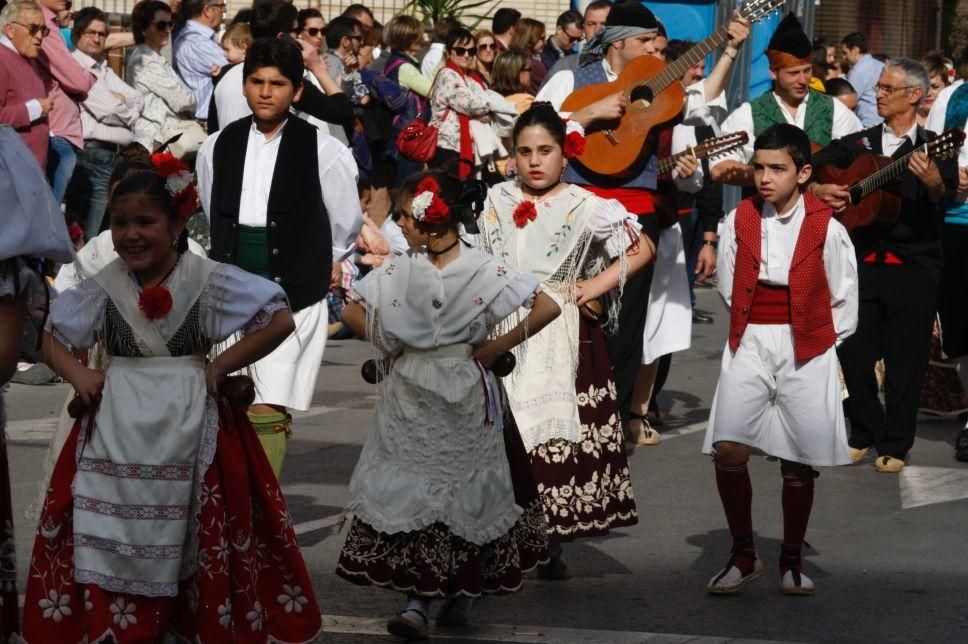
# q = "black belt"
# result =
<box><xmin>85</xmin><ymin>140</ymin><xmax>120</xmax><ymax>153</ymax></box>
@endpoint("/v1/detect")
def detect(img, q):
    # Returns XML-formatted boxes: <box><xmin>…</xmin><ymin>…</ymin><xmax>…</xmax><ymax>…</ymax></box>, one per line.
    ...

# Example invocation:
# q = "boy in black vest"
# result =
<box><xmin>197</xmin><ymin>38</ymin><xmax>363</xmax><ymax>477</ymax></box>
<box><xmin>704</xmin><ymin>124</ymin><xmax>858</xmax><ymax>596</ymax></box>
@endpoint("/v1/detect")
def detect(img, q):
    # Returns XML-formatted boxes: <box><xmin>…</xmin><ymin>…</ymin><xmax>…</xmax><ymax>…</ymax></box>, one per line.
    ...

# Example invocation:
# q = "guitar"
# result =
<box><xmin>656</xmin><ymin>131</ymin><xmax>749</xmax><ymax>174</ymax></box>
<box><xmin>816</xmin><ymin>128</ymin><xmax>965</xmax><ymax>232</ymax></box>
<box><xmin>561</xmin><ymin>0</ymin><xmax>782</xmax><ymax>176</ymax></box>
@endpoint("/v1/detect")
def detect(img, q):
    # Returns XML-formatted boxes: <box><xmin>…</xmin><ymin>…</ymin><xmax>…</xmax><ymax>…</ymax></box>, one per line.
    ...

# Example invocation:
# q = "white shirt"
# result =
<box><xmin>420</xmin><ymin>42</ymin><xmax>445</xmax><ymax>78</ymax></box>
<box><xmin>718</xmin><ymin>194</ymin><xmax>858</xmax><ymax>342</ymax></box>
<box><xmin>881</xmin><ymin>121</ymin><xmax>918</xmax><ymax>158</ymax></box>
<box><xmin>196</xmin><ymin>119</ymin><xmax>363</xmax><ymax>261</ymax></box>
<box><xmin>212</xmin><ymin>63</ymin><xmax>249</xmax><ymax>130</ymax></box>
<box><xmin>72</xmin><ymin>49</ymin><xmax>143</xmax><ymax>145</ymax></box>
<box><xmin>1</xmin><ymin>35</ymin><xmax>43</xmax><ymax>122</ymax></box>
<box><xmin>670</xmin><ymin>123</ymin><xmax>704</xmax><ymax>193</ymax></box>
<box><xmin>712</xmin><ymin>91</ymin><xmax>864</xmax><ymax>171</ymax></box>
<box><xmin>535</xmin><ymin>59</ymin><xmax>727</xmax><ymax>126</ymax></box>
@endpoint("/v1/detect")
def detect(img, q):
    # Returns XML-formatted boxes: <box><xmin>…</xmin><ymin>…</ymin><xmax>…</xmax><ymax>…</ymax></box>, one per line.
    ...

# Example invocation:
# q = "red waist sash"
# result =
<box><xmin>748</xmin><ymin>283</ymin><xmax>792</xmax><ymax>324</ymax></box>
<box><xmin>582</xmin><ymin>185</ymin><xmax>655</xmax><ymax>216</ymax></box>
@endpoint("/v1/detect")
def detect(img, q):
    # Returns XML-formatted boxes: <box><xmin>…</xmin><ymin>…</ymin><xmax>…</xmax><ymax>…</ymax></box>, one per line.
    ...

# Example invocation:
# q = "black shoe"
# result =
<box><xmin>955</xmin><ymin>427</ymin><xmax>968</xmax><ymax>463</ymax></box>
<box><xmin>692</xmin><ymin>311</ymin><xmax>714</xmax><ymax>324</ymax></box>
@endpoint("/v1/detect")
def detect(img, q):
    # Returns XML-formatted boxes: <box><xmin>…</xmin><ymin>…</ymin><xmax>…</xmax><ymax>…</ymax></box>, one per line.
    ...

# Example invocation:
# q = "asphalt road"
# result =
<box><xmin>6</xmin><ymin>287</ymin><xmax>968</xmax><ymax>643</ymax></box>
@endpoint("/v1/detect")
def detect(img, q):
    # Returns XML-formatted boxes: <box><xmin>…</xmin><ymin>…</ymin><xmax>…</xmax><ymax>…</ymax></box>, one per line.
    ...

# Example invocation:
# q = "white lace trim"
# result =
<box><xmin>347</xmin><ymin>495</ymin><xmax>524</xmax><ymax>547</ymax></box>
<box><xmin>75</xmin><ymin>567</ymin><xmax>178</xmax><ymax>598</ymax></box>
<box><xmin>516</xmin><ymin>417</ymin><xmax>584</xmax><ymax>453</ymax></box>
<box><xmin>179</xmin><ymin>396</ymin><xmax>219</xmax><ymax>580</ymax></box>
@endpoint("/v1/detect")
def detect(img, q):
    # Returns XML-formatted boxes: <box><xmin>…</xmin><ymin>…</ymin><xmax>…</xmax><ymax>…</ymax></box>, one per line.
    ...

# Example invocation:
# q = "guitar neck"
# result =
<box><xmin>647</xmin><ymin>26</ymin><xmax>730</xmax><ymax>95</ymax></box>
<box><xmin>853</xmin><ymin>144</ymin><xmax>927</xmax><ymax>199</ymax></box>
<box><xmin>658</xmin><ymin>148</ymin><xmax>706</xmax><ymax>174</ymax></box>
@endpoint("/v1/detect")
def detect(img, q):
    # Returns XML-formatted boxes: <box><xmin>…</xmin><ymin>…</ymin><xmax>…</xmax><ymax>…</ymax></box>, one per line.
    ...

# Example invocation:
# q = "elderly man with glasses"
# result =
<box><xmin>0</xmin><ymin>0</ymin><xmax>54</xmax><ymax>167</ymax></box>
<box><xmin>172</xmin><ymin>0</ymin><xmax>227</xmax><ymax>122</ymax></box>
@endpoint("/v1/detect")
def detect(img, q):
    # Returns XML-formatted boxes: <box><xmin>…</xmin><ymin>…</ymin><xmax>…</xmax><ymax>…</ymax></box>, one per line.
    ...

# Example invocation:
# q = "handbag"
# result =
<box><xmin>396</xmin><ymin>106</ymin><xmax>449</xmax><ymax>163</ymax></box>
<box><xmin>160</xmin><ymin>118</ymin><xmax>208</xmax><ymax>159</ymax></box>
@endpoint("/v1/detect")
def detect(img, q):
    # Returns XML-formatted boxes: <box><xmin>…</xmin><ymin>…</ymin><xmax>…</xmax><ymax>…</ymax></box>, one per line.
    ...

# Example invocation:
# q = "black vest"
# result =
<box><xmin>209</xmin><ymin>117</ymin><xmax>333</xmax><ymax>312</ymax></box>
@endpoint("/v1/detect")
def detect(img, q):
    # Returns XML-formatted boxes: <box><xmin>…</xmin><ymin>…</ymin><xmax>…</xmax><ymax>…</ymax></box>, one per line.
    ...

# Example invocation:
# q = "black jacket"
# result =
<box><xmin>208</xmin><ymin>116</ymin><xmax>333</xmax><ymax>312</ymax></box>
<box><xmin>812</xmin><ymin>123</ymin><xmax>957</xmax><ymax>281</ymax></box>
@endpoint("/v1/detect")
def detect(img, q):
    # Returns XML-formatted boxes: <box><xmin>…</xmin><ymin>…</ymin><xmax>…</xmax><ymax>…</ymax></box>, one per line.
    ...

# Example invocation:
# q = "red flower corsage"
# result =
<box><xmin>150</xmin><ymin>152</ymin><xmax>186</xmax><ymax>178</ymax></box>
<box><xmin>139</xmin><ymin>286</ymin><xmax>174</xmax><ymax>320</ymax></box>
<box><xmin>411</xmin><ymin>177</ymin><xmax>451</xmax><ymax>224</ymax></box>
<box><xmin>67</xmin><ymin>221</ymin><xmax>84</xmax><ymax>243</ymax></box>
<box><xmin>513</xmin><ymin>201</ymin><xmax>538</xmax><ymax>228</ymax></box>
<box><xmin>563</xmin><ymin>130</ymin><xmax>586</xmax><ymax>159</ymax></box>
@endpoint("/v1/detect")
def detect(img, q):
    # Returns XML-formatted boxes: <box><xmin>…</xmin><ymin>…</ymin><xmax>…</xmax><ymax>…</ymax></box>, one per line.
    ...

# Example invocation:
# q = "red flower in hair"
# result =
<box><xmin>563</xmin><ymin>131</ymin><xmax>586</xmax><ymax>159</ymax></box>
<box><xmin>150</xmin><ymin>152</ymin><xmax>187</xmax><ymax>178</ymax></box>
<box><xmin>417</xmin><ymin>177</ymin><xmax>439</xmax><ymax>196</ymax></box>
<box><xmin>171</xmin><ymin>183</ymin><xmax>199</xmax><ymax>217</ymax></box>
<box><xmin>513</xmin><ymin>201</ymin><xmax>538</xmax><ymax>228</ymax></box>
<box><xmin>67</xmin><ymin>221</ymin><xmax>84</xmax><ymax>243</ymax></box>
<box><xmin>423</xmin><ymin>197</ymin><xmax>451</xmax><ymax>224</ymax></box>
<box><xmin>139</xmin><ymin>286</ymin><xmax>174</xmax><ymax>320</ymax></box>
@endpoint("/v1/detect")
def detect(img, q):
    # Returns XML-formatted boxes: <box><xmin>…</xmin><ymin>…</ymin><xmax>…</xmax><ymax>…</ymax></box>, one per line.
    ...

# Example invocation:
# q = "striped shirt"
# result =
<box><xmin>172</xmin><ymin>20</ymin><xmax>227</xmax><ymax>119</ymax></box>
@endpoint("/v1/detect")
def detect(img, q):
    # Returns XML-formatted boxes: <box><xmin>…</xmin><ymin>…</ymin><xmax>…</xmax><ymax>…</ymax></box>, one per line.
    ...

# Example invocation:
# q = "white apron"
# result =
<box><xmin>72</xmin><ymin>255</ymin><xmax>218</xmax><ymax>597</ymax></box>
<box><xmin>642</xmin><ymin>223</ymin><xmax>692</xmax><ymax>364</ymax></box>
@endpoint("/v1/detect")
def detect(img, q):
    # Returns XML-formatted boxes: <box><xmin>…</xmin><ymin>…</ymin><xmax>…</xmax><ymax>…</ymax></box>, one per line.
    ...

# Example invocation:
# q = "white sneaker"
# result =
<box><xmin>707</xmin><ymin>556</ymin><xmax>764</xmax><ymax>594</ymax></box>
<box><xmin>781</xmin><ymin>568</ymin><xmax>815</xmax><ymax>595</ymax></box>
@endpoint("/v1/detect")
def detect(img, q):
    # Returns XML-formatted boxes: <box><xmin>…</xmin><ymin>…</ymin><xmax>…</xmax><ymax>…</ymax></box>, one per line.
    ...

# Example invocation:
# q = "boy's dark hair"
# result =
<box><xmin>753</xmin><ymin>123</ymin><xmax>812</xmax><ymax>171</ymax></box>
<box><xmin>432</xmin><ymin>17</ymin><xmax>461</xmax><ymax>44</ymax></box>
<box><xmin>664</xmin><ymin>39</ymin><xmax>695</xmax><ymax>63</ymax></box>
<box><xmin>824</xmin><ymin>77</ymin><xmax>856</xmax><ymax>97</ymax></box>
<box><xmin>72</xmin><ymin>6</ymin><xmax>109</xmax><ymax>44</ymax></box>
<box><xmin>249</xmin><ymin>0</ymin><xmax>297</xmax><ymax>40</ymax></box>
<box><xmin>841</xmin><ymin>32</ymin><xmax>868</xmax><ymax>53</ymax></box>
<box><xmin>296</xmin><ymin>8</ymin><xmax>323</xmax><ymax>32</ymax></box>
<box><xmin>512</xmin><ymin>101</ymin><xmax>566</xmax><ymax>148</ymax></box>
<box><xmin>243</xmin><ymin>37</ymin><xmax>304</xmax><ymax>88</ymax></box>
<box><xmin>492</xmin><ymin>8</ymin><xmax>520</xmax><ymax>36</ymax></box>
<box><xmin>445</xmin><ymin>27</ymin><xmax>474</xmax><ymax>51</ymax></box>
<box><xmin>131</xmin><ymin>0</ymin><xmax>170</xmax><ymax>44</ymax></box>
<box><xmin>326</xmin><ymin>16</ymin><xmax>362</xmax><ymax>50</ymax></box>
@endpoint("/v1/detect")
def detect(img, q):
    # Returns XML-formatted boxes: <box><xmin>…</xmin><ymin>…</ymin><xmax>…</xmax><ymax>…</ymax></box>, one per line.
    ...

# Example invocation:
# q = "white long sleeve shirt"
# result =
<box><xmin>72</xmin><ymin>49</ymin><xmax>143</xmax><ymax>145</ymax></box>
<box><xmin>717</xmin><ymin>194</ymin><xmax>858</xmax><ymax>343</ymax></box>
<box><xmin>196</xmin><ymin>119</ymin><xmax>363</xmax><ymax>261</ymax></box>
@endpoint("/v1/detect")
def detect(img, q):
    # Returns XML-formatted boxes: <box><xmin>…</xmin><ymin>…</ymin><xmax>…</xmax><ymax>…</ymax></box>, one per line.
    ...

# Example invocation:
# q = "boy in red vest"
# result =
<box><xmin>703</xmin><ymin>123</ymin><xmax>858</xmax><ymax>596</ymax></box>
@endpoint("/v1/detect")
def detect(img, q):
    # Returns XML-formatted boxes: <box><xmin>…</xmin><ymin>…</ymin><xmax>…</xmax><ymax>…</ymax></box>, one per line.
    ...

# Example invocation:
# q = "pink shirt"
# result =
<box><xmin>38</xmin><ymin>6</ymin><xmax>94</xmax><ymax>149</ymax></box>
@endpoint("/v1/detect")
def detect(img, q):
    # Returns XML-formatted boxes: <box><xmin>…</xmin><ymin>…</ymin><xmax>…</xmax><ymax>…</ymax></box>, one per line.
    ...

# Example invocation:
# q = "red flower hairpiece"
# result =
<box><xmin>150</xmin><ymin>153</ymin><xmax>198</xmax><ymax>217</ymax></box>
<box><xmin>513</xmin><ymin>201</ymin><xmax>538</xmax><ymax>228</ymax></box>
<box><xmin>563</xmin><ymin>130</ymin><xmax>586</xmax><ymax>159</ymax></box>
<box><xmin>411</xmin><ymin>177</ymin><xmax>451</xmax><ymax>224</ymax></box>
<box><xmin>67</xmin><ymin>221</ymin><xmax>84</xmax><ymax>243</ymax></box>
<box><xmin>139</xmin><ymin>286</ymin><xmax>174</xmax><ymax>320</ymax></box>
<box><xmin>150</xmin><ymin>152</ymin><xmax>188</xmax><ymax>178</ymax></box>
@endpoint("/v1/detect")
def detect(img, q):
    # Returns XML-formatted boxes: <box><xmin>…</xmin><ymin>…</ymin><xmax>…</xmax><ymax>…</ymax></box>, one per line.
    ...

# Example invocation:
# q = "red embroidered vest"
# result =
<box><xmin>728</xmin><ymin>192</ymin><xmax>837</xmax><ymax>362</ymax></box>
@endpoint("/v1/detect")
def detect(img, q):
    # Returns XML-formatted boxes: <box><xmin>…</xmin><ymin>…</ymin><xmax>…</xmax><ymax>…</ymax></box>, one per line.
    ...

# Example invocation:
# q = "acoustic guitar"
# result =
<box><xmin>816</xmin><ymin>128</ymin><xmax>964</xmax><ymax>232</ymax></box>
<box><xmin>656</xmin><ymin>131</ymin><xmax>749</xmax><ymax>174</ymax></box>
<box><xmin>561</xmin><ymin>0</ymin><xmax>782</xmax><ymax>176</ymax></box>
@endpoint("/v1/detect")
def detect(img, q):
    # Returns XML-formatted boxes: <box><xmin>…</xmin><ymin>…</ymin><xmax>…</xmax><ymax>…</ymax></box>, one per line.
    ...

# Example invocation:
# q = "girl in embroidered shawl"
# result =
<box><xmin>335</xmin><ymin>172</ymin><xmax>560</xmax><ymax>640</ymax></box>
<box><xmin>22</xmin><ymin>162</ymin><xmax>323</xmax><ymax>644</ymax></box>
<box><xmin>478</xmin><ymin>103</ymin><xmax>655</xmax><ymax>579</ymax></box>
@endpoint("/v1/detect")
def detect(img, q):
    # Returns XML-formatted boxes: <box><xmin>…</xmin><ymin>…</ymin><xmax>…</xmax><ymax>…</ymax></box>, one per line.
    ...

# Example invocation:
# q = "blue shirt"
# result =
<box><xmin>847</xmin><ymin>54</ymin><xmax>885</xmax><ymax>128</ymax></box>
<box><xmin>172</xmin><ymin>20</ymin><xmax>227</xmax><ymax>119</ymax></box>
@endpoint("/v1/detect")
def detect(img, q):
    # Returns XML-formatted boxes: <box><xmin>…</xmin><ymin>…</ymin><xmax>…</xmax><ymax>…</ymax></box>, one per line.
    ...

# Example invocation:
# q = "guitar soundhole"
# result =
<box><xmin>630</xmin><ymin>85</ymin><xmax>654</xmax><ymax>105</ymax></box>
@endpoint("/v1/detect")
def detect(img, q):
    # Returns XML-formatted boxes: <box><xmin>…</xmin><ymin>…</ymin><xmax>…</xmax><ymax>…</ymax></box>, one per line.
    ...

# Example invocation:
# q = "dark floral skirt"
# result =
<box><xmin>920</xmin><ymin>322</ymin><xmax>968</xmax><ymax>416</ymax></box>
<box><xmin>336</xmin><ymin>419</ymin><xmax>549</xmax><ymax>598</ymax></box>
<box><xmin>529</xmin><ymin>317</ymin><xmax>638</xmax><ymax>541</ymax></box>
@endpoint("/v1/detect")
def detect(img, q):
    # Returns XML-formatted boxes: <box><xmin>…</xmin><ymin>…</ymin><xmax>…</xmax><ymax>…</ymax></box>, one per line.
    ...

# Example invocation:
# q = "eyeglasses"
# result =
<box><xmin>451</xmin><ymin>46</ymin><xmax>476</xmax><ymax>57</ymax></box>
<box><xmin>875</xmin><ymin>83</ymin><xmax>915</xmax><ymax>95</ymax></box>
<box><xmin>81</xmin><ymin>28</ymin><xmax>107</xmax><ymax>39</ymax></box>
<box><xmin>152</xmin><ymin>20</ymin><xmax>174</xmax><ymax>31</ymax></box>
<box><xmin>565</xmin><ymin>34</ymin><xmax>582</xmax><ymax>44</ymax></box>
<box><xmin>304</xmin><ymin>27</ymin><xmax>325</xmax><ymax>37</ymax></box>
<box><xmin>478</xmin><ymin>42</ymin><xmax>496</xmax><ymax>51</ymax></box>
<box><xmin>11</xmin><ymin>21</ymin><xmax>49</xmax><ymax>37</ymax></box>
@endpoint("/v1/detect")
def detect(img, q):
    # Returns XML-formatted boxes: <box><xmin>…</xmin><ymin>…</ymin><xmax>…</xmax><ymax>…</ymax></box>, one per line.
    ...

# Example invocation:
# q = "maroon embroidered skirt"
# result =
<box><xmin>529</xmin><ymin>317</ymin><xmax>638</xmax><ymax>540</ymax></box>
<box><xmin>21</xmin><ymin>401</ymin><xmax>322</xmax><ymax>643</ymax></box>
<box><xmin>336</xmin><ymin>417</ymin><xmax>549</xmax><ymax>598</ymax></box>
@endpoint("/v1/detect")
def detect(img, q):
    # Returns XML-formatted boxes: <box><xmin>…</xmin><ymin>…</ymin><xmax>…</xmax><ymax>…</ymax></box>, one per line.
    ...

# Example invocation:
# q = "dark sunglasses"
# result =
<box><xmin>478</xmin><ymin>42</ymin><xmax>496</xmax><ymax>51</ymax></box>
<box><xmin>304</xmin><ymin>27</ymin><xmax>325</xmax><ymax>37</ymax></box>
<box><xmin>152</xmin><ymin>20</ymin><xmax>174</xmax><ymax>31</ymax></box>
<box><xmin>12</xmin><ymin>21</ymin><xmax>49</xmax><ymax>37</ymax></box>
<box><xmin>566</xmin><ymin>34</ymin><xmax>582</xmax><ymax>43</ymax></box>
<box><xmin>451</xmin><ymin>46</ymin><xmax>477</xmax><ymax>57</ymax></box>
<box><xmin>346</xmin><ymin>34</ymin><xmax>362</xmax><ymax>41</ymax></box>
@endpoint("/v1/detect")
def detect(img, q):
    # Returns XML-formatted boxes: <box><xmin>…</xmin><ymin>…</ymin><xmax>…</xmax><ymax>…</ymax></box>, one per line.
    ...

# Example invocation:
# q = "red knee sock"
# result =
<box><xmin>715</xmin><ymin>461</ymin><xmax>755</xmax><ymax>573</ymax></box>
<box><xmin>780</xmin><ymin>469</ymin><xmax>815</xmax><ymax>573</ymax></box>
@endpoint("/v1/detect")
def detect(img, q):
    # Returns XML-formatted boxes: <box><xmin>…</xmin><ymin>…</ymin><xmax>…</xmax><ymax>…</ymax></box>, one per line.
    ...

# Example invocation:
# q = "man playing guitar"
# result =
<box><xmin>809</xmin><ymin>59</ymin><xmax>958</xmax><ymax>473</ymax></box>
<box><xmin>534</xmin><ymin>0</ymin><xmax>750</xmax><ymax>429</ymax></box>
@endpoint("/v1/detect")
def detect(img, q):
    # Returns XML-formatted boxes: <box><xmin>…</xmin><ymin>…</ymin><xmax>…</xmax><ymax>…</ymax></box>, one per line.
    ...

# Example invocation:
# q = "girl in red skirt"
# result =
<box><xmin>22</xmin><ymin>157</ymin><xmax>322</xmax><ymax>643</ymax></box>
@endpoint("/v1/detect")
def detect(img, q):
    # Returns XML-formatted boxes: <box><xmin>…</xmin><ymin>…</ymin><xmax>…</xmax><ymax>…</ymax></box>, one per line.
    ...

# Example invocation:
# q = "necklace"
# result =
<box><xmin>426</xmin><ymin>237</ymin><xmax>461</xmax><ymax>255</ymax></box>
<box><xmin>136</xmin><ymin>253</ymin><xmax>180</xmax><ymax>290</ymax></box>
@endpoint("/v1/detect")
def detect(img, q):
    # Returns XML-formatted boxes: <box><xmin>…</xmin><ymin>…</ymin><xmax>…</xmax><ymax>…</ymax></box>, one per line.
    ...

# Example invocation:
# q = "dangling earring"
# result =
<box><xmin>429</xmin><ymin>231</ymin><xmax>440</xmax><ymax>251</ymax></box>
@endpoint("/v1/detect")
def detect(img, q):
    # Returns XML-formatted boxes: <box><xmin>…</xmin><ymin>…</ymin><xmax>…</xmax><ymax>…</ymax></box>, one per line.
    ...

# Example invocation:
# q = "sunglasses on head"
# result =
<box><xmin>451</xmin><ymin>46</ymin><xmax>476</xmax><ymax>57</ymax></box>
<box><xmin>152</xmin><ymin>20</ymin><xmax>174</xmax><ymax>31</ymax></box>
<box><xmin>304</xmin><ymin>27</ymin><xmax>325</xmax><ymax>37</ymax></box>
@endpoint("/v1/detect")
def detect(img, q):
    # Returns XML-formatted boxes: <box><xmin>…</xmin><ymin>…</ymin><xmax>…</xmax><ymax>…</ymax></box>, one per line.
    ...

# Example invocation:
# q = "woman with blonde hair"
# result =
<box><xmin>470</xmin><ymin>28</ymin><xmax>497</xmax><ymax>87</ymax></box>
<box><xmin>509</xmin><ymin>17</ymin><xmax>547</xmax><ymax>91</ymax></box>
<box><xmin>919</xmin><ymin>53</ymin><xmax>954</xmax><ymax>126</ymax></box>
